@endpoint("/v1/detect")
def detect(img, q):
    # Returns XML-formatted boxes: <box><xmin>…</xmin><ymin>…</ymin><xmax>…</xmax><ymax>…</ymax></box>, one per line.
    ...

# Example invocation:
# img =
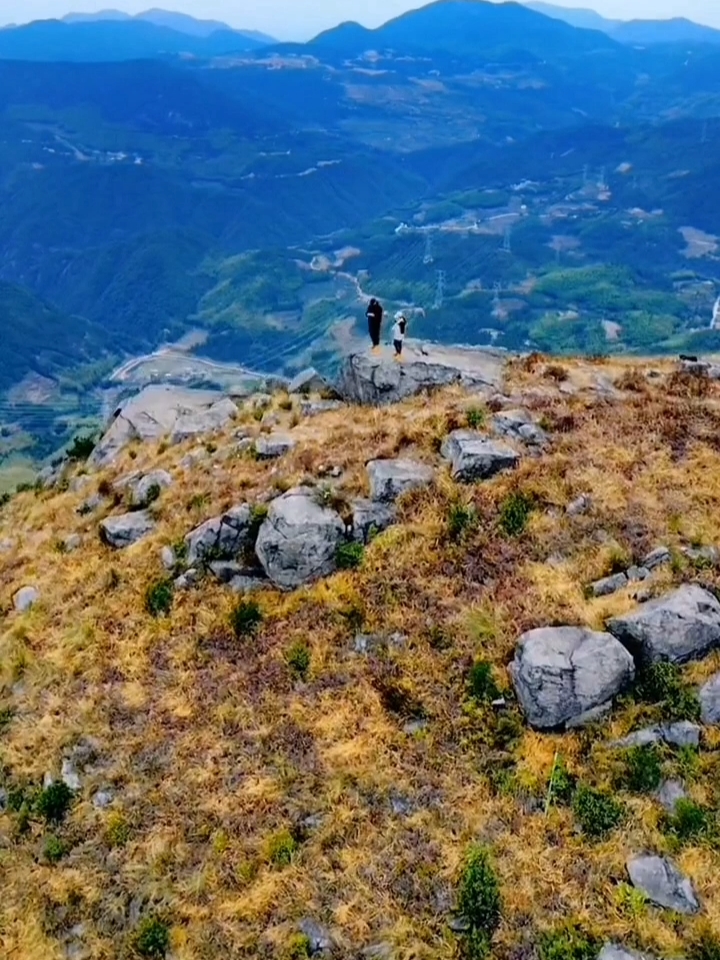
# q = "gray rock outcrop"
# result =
<box><xmin>92</xmin><ymin>385</ymin><xmax>236</xmax><ymax>465</ymax></box>
<box><xmin>510</xmin><ymin>626</ymin><xmax>635</xmax><ymax>730</ymax></box>
<box><xmin>367</xmin><ymin>459</ymin><xmax>434</xmax><ymax>503</ymax></box>
<box><xmin>626</xmin><ymin>855</ymin><xmax>700</xmax><ymax>914</ymax></box>
<box><xmin>100</xmin><ymin>511</ymin><xmax>155</xmax><ymax>549</ymax></box>
<box><xmin>612</xmin><ymin>722</ymin><xmax>701</xmax><ymax>749</ymax></box>
<box><xmin>337</xmin><ymin>345</ymin><xmax>504</xmax><ymax>406</ymax></box>
<box><xmin>255</xmin><ymin>434</ymin><xmax>296</xmax><ymax>460</ymax></box>
<box><xmin>185</xmin><ymin>505</ymin><xmax>253</xmax><ymax>566</ymax></box>
<box><xmin>599</xmin><ymin>947</ymin><xmax>654</xmax><ymax>960</ymax></box>
<box><xmin>288</xmin><ymin>368</ymin><xmax>335</xmax><ymax>396</ymax></box>
<box><xmin>255</xmin><ymin>489</ymin><xmax>345</xmax><ymax>590</ymax></box>
<box><xmin>14</xmin><ymin>586</ymin><xmax>40</xmax><ymax>612</ymax></box>
<box><xmin>300</xmin><ymin>400</ymin><xmax>344</xmax><ymax>417</ymax></box>
<box><xmin>657</xmin><ymin>780</ymin><xmax>687</xmax><ymax>815</ymax></box>
<box><xmin>590</xmin><ymin>573</ymin><xmax>628</xmax><ymax>598</ymax></box>
<box><xmin>492</xmin><ymin>408</ymin><xmax>548</xmax><ymax>448</ymax></box>
<box><xmin>352</xmin><ymin>499</ymin><xmax>396</xmax><ymax>544</ymax></box>
<box><xmin>441</xmin><ymin>431</ymin><xmax>519</xmax><ymax>483</ymax></box>
<box><xmin>126</xmin><ymin>470</ymin><xmax>173</xmax><ymax>509</ymax></box>
<box><xmin>607</xmin><ymin>584</ymin><xmax>720</xmax><ymax>665</ymax></box>
<box><xmin>699</xmin><ymin>672</ymin><xmax>720</xmax><ymax>724</ymax></box>
<box><xmin>643</xmin><ymin>547</ymin><xmax>671</xmax><ymax>571</ymax></box>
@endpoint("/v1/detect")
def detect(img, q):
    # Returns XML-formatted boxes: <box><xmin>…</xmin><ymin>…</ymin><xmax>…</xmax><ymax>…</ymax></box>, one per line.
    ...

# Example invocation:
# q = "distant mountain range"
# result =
<box><xmin>526</xmin><ymin>1</ymin><xmax>720</xmax><ymax>45</ymax></box>
<box><xmin>62</xmin><ymin>8</ymin><xmax>276</xmax><ymax>44</ymax></box>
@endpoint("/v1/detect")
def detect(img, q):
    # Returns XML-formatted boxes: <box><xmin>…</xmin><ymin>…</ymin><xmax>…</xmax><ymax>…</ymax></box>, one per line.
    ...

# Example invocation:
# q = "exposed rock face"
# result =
<box><xmin>567</xmin><ymin>494</ymin><xmax>592</xmax><ymax>517</ymax></box>
<box><xmin>255</xmin><ymin>489</ymin><xmax>345</xmax><ymax>590</ymax></box>
<box><xmin>170</xmin><ymin>398</ymin><xmax>237</xmax><ymax>445</ymax></box>
<box><xmin>492</xmin><ymin>409</ymin><xmax>548</xmax><ymax>448</ymax></box>
<box><xmin>126</xmin><ymin>470</ymin><xmax>173</xmax><ymax>509</ymax></box>
<box><xmin>626</xmin><ymin>855</ymin><xmax>700</xmax><ymax>914</ymax></box>
<box><xmin>298</xmin><ymin>919</ymin><xmax>334</xmax><ymax>956</ymax></box>
<box><xmin>590</xmin><ymin>573</ymin><xmax>628</xmax><ymax>598</ymax></box>
<box><xmin>612</xmin><ymin>722</ymin><xmax>701</xmax><ymax>749</ymax></box>
<box><xmin>185</xmin><ymin>505</ymin><xmax>253</xmax><ymax>566</ymax></box>
<box><xmin>607</xmin><ymin>584</ymin><xmax>720</xmax><ymax>665</ymax></box>
<box><xmin>337</xmin><ymin>344</ymin><xmax>504</xmax><ymax>406</ymax></box>
<box><xmin>441</xmin><ymin>431</ymin><xmax>519</xmax><ymax>483</ymax></box>
<box><xmin>100</xmin><ymin>511</ymin><xmax>155</xmax><ymax>549</ymax></box>
<box><xmin>599</xmin><ymin>947</ymin><xmax>654</xmax><ymax>960</ymax></box>
<box><xmin>642</xmin><ymin>547</ymin><xmax>671</xmax><ymax>571</ymax></box>
<box><xmin>509</xmin><ymin>626</ymin><xmax>636</xmax><ymax>730</ymax></box>
<box><xmin>699</xmin><ymin>672</ymin><xmax>720</xmax><ymax>724</ymax></box>
<box><xmin>301</xmin><ymin>400</ymin><xmax>344</xmax><ymax>417</ymax></box>
<box><xmin>657</xmin><ymin>780</ymin><xmax>687</xmax><ymax>814</ymax></box>
<box><xmin>352</xmin><ymin>499</ymin><xmax>396</xmax><ymax>544</ymax></box>
<box><xmin>288</xmin><ymin>367</ymin><xmax>336</xmax><ymax>396</ymax></box>
<box><xmin>92</xmin><ymin>385</ymin><xmax>236</xmax><ymax>465</ymax></box>
<box><xmin>367</xmin><ymin>459</ymin><xmax>434</xmax><ymax>503</ymax></box>
<box><xmin>14</xmin><ymin>586</ymin><xmax>40</xmax><ymax>612</ymax></box>
<box><xmin>255</xmin><ymin>434</ymin><xmax>296</xmax><ymax>460</ymax></box>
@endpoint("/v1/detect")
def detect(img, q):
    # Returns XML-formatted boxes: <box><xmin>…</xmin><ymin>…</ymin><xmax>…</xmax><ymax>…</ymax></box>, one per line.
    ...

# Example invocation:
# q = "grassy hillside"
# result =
<box><xmin>2</xmin><ymin>356</ymin><xmax>720</xmax><ymax>959</ymax></box>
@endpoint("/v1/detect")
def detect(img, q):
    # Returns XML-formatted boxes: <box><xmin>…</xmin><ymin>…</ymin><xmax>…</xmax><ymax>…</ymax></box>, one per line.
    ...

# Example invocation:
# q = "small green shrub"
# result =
<box><xmin>187</xmin><ymin>493</ymin><xmax>209</xmax><ymax>511</ymax></box>
<box><xmin>572</xmin><ymin>785</ymin><xmax>624</xmax><ymax>838</ymax></box>
<box><xmin>278</xmin><ymin>397</ymin><xmax>294</xmax><ymax>412</ymax></box>
<box><xmin>665</xmin><ymin>799</ymin><xmax>715</xmax><ymax>843</ymax></box>
<box><xmin>132</xmin><ymin>915</ymin><xmax>170</xmax><ymax>958</ymax></box>
<box><xmin>16</xmin><ymin>481</ymin><xmax>34</xmax><ymax>494</ymax></box>
<box><xmin>620</xmin><ymin>745</ymin><xmax>663</xmax><ymax>794</ymax></box>
<box><xmin>0</xmin><ymin>706</ymin><xmax>14</xmax><ymax>730</ymax></box>
<box><xmin>466</xmin><ymin>407</ymin><xmax>486</xmax><ymax>429</ymax></box>
<box><xmin>499</xmin><ymin>491</ymin><xmax>534</xmax><ymax>537</ymax></box>
<box><xmin>336</xmin><ymin>542</ymin><xmax>365</xmax><ymax>570</ymax></box>
<box><xmin>689</xmin><ymin>926</ymin><xmax>720</xmax><ymax>960</ymax></box>
<box><xmin>456</xmin><ymin>845</ymin><xmax>502</xmax><ymax>958</ymax></box>
<box><xmin>35</xmin><ymin>781</ymin><xmax>74</xmax><ymax>824</ymax></box>
<box><xmin>144</xmin><ymin>483</ymin><xmax>162</xmax><ymax>506</ymax></box>
<box><xmin>538</xmin><ymin>923</ymin><xmax>600</xmax><ymax>960</ymax></box>
<box><xmin>448</xmin><ymin>502</ymin><xmax>478</xmax><ymax>542</ymax></box>
<box><xmin>491</xmin><ymin>713</ymin><xmax>524</xmax><ymax>751</ymax></box>
<box><xmin>268</xmin><ymin>828</ymin><xmax>299</xmax><ymax>867</ymax></box>
<box><xmin>467</xmin><ymin>661</ymin><xmax>501</xmax><ymax>703</ymax></box>
<box><xmin>106</xmin><ymin>813</ymin><xmax>131</xmax><ymax>848</ymax></box>
<box><xmin>285</xmin><ymin>933</ymin><xmax>312</xmax><ymax>959</ymax></box>
<box><xmin>67</xmin><ymin>434</ymin><xmax>96</xmax><ymax>461</ymax></box>
<box><xmin>548</xmin><ymin>755</ymin><xmax>577</xmax><ymax>807</ymax></box>
<box><xmin>44</xmin><ymin>834</ymin><xmax>69</xmax><ymax>863</ymax></box>
<box><xmin>205</xmin><ymin>441</ymin><xmax>217</xmax><ymax>454</ymax></box>
<box><xmin>145</xmin><ymin>579</ymin><xmax>174</xmax><ymax>618</ymax></box>
<box><xmin>286</xmin><ymin>641</ymin><xmax>311</xmax><ymax>681</ymax></box>
<box><xmin>634</xmin><ymin>663</ymin><xmax>701</xmax><ymax>722</ymax></box>
<box><xmin>248</xmin><ymin>504</ymin><xmax>269</xmax><ymax>542</ymax></box>
<box><xmin>230</xmin><ymin>599</ymin><xmax>263</xmax><ymax>639</ymax></box>
<box><xmin>0</xmin><ymin>491</ymin><xmax>11</xmax><ymax>507</ymax></box>
<box><xmin>427</xmin><ymin>624</ymin><xmax>452</xmax><ymax>650</ymax></box>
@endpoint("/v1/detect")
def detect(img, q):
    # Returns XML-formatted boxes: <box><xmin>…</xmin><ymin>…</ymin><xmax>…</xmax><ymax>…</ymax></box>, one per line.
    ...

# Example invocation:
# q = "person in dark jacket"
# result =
<box><xmin>366</xmin><ymin>298</ymin><xmax>383</xmax><ymax>354</ymax></box>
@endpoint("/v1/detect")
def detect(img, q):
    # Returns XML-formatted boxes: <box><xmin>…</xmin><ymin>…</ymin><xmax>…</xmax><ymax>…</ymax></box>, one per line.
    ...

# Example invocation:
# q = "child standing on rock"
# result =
<box><xmin>392</xmin><ymin>311</ymin><xmax>408</xmax><ymax>361</ymax></box>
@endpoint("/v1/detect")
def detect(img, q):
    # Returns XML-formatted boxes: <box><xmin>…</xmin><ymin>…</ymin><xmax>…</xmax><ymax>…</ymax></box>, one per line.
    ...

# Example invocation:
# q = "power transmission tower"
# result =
<box><xmin>599</xmin><ymin>166</ymin><xmax>607</xmax><ymax>189</ymax></box>
<box><xmin>493</xmin><ymin>282</ymin><xmax>501</xmax><ymax>308</ymax></box>
<box><xmin>423</xmin><ymin>233</ymin><xmax>434</xmax><ymax>265</ymax></box>
<box><xmin>502</xmin><ymin>226</ymin><xmax>512</xmax><ymax>254</ymax></box>
<box><xmin>434</xmin><ymin>270</ymin><xmax>446</xmax><ymax>309</ymax></box>
<box><xmin>702</xmin><ymin>121</ymin><xmax>709</xmax><ymax>144</ymax></box>
<box><xmin>582</xmin><ymin>164</ymin><xmax>589</xmax><ymax>185</ymax></box>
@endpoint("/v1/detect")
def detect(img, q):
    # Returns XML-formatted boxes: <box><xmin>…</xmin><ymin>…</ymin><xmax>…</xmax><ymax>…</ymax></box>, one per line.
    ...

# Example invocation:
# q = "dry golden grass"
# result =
<box><xmin>2</xmin><ymin>364</ymin><xmax>720</xmax><ymax>958</ymax></box>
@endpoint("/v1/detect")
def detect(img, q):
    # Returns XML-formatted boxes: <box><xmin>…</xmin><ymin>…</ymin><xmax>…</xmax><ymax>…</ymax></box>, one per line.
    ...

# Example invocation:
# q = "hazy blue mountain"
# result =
<box><xmin>525</xmin><ymin>1</ymin><xmax>720</xmax><ymax>45</ymax></box>
<box><xmin>62</xmin><ymin>7</ymin><xmax>276</xmax><ymax>42</ymax></box>
<box><xmin>0</xmin><ymin>18</ymin><xmax>265</xmax><ymax>61</ymax></box>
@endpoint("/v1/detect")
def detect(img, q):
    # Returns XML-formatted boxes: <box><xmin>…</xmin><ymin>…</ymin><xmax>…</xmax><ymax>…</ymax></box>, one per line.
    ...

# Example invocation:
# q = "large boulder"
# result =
<box><xmin>509</xmin><ymin>626</ymin><xmax>636</xmax><ymax>730</ymax></box>
<box><xmin>255</xmin><ymin>434</ymin><xmax>296</xmax><ymax>460</ymax></box>
<box><xmin>126</xmin><ymin>470</ymin><xmax>173</xmax><ymax>509</ymax></box>
<box><xmin>14</xmin><ymin>586</ymin><xmax>40</xmax><ymax>612</ymax></box>
<box><xmin>599</xmin><ymin>947</ymin><xmax>654</xmax><ymax>960</ymax></box>
<box><xmin>352</xmin><ymin>499</ymin><xmax>396</xmax><ymax>544</ymax></box>
<box><xmin>607</xmin><ymin>584</ymin><xmax>720</xmax><ymax>665</ymax></box>
<box><xmin>626</xmin><ymin>855</ymin><xmax>700</xmax><ymax>914</ymax></box>
<box><xmin>255</xmin><ymin>489</ymin><xmax>345</xmax><ymax>590</ymax></box>
<box><xmin>337</xmin><ymin>344</ymin><xmax>504</xmax><ymax>406</ymax></box>
<box><xmin>441</xmin><ymin>431</ymin><xmax>519</xmax><ymax>483</ymax></box>
<box><xmin>492</xmin><ymin>409</ymin><xmax>548</xmax><ymax>448</ymax></box>
<box><xmin>91</xmin><ymin>385</ymin><xmax>235</xmax><ymax>465</ymax></box>
<box><xmin>288</xmin><ymin>368</ymin><xmax>336</xmax><ymax>396</ymax></box>
<box><xmin>170</xmin><ymin>397</ymin><xmax>237</xmax><ymax>445</ymax></box>
<box><xmin>699</xmin><ymin>672</ymin><xmax>720</xmax><ymax>724</ymax></box>
<box><xmin>100</xmin><ymin>511</ymin><xmax>155</xmax><ymax>549</ymax></box>
<box><xmin>367</xmin><ymin>459</ymin><xmax>434</xmax><ymax>503</ymax></box>
<box><xmin>185</xmin><ymin>505</ymin><xmax>253</xmax><ymax>566</ymax></box>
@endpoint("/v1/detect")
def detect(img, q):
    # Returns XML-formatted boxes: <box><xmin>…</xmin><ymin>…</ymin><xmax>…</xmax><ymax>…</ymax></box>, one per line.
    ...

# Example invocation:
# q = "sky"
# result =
<box><xmin>1</xmin><ymin>0</ymin><xmax>719</xmax><ymax>41</ymax></box>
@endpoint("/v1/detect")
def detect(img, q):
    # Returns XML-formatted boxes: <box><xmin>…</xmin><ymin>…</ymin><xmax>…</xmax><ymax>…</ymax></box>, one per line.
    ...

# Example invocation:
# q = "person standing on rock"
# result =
<box><xmin>392</xmin><ymin>310</ymin><xmax>408</xmax><ymax>361</ymax></box>
<box><xmin>366</xmin><ymin>298</ymin><xmax>383</xmax><ymax>355</ymax></box>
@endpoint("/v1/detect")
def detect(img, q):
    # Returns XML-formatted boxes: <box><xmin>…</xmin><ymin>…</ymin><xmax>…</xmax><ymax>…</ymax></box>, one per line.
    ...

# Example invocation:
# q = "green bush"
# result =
<box><xmin>336</xmin><ymin>542</ymin><xmax>365</xmax><ymax>570</ymax></box>
<box><xmin>538</xmin><ymin>924</ymin><xmax>600</xmax><ymax>960</ymax></box>
<box><xmin>0</xmin><ymin>706</ymin><xmax>14</xmax><ymax>730</ymax></box>
<box><xmin>456</xmin><ymin>845</ymin><xmax>502</xmax><ymax>958</ymax></box>
<box><xmin>230</xmin><ymin>599</ymin><xmax>263</xmax><ymax>639</ymax></box>
<box><xmin>466</xmin><ymin>407</ymin><xmax>486</xmax><ymax>429</ymax></box>
<box><xmin>286</xmin><ymin>641</ymin><xmax>311</xmax><ymax>681</ymax></box>
<box><xmin>499</xmin><ymin>491</ymin><xmax>534</xmax><ymax>537</ymax></box>
<box><xmin>689</xmin><ymin>926</ymin><xmax>720</xmax><ymax>960</ymax></box>
<box><xmin>106</xmin><ymin>813</ymin><xmax>132</xmax><ymax>848</ymax></box>
<box><xmin>467</xmin><ymin>661</ymin><xmax>501</xmax><ymax>703</ymax></box>
<box><xmin>572</xmin><ymin>785</ymin><xmax>624</xmax><ymax>838</ymax></box>
<box><xmin>132</xmin><ymin>916</ymin><xmax>170</xmax><ymax>958</ymax></box>
<box><xmin>248</xmin><ymin>504</ymin><xmax>269</xmax><ymax>543</ymax></box>
<box><xmin>145</xmin><ymin>579</ymin><xmax>174</xmax><ymax>618</ymax></box>
<box><xmin>620</xmin><ymin>745</ymin><xmax>663</xmax><ymax>794</ymax></box>
<box><xmin>43</xmin><ymin>834</ymin><xmax>68</xmax><ymax>863</ymax></box>
<box><xmin>633</xmin><ymin>663</ymin><xmax>701</xmax><ymax>722</ymax></box>
<box><xmin>268</xmin><ymin>828</ymin><xmax>299</xmax><ymax>867</ymax></box>
<box><xmin>548</xmin><ymin>755</ymin><xmax>577</xmax><ymax>807</ymax></box>
<box><xmin>67</xmin><ymin>434</ymin><xmax>96</xmax><ymax>461</ymax></box>
<box><xmin>35</xmin><ymin>781</ymin><xmax>74</xmax><ymax>824</ymax></box>
<box><xmin>285</xmin><ymin>933</ymin><xmax>312</xmax><ymax>959</ymax></box>
<box><xmin>448</xmin><ymin>502</ymin><xmax>478</xmax><ymax>542</ymax></box>
<box><xmin>665</xmin><ymin>799</ymin><xmax>715</xmax><ymax>844</ymax></box>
